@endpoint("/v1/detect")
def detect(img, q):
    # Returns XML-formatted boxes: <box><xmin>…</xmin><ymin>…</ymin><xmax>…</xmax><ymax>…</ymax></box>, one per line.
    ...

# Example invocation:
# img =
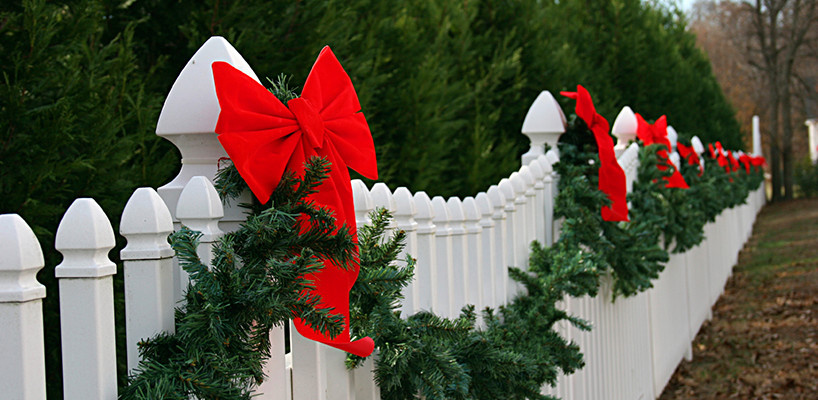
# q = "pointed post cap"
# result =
<box><xmin>120</xmin><ymin>188</ymin><xmax>174</xmax><ymax>260</ymax></box>
<box><xmin>352</xmin><ymin>179</ymin><xmax>374</xmax><ymax>227</ymax></box>
<box><xmin>412</xmin><ymin>191</ymin><xmax>435</xmax><ymax>223</ymax></box>
<box><xmin>612</xmin><ymin>106</ymin><xmax>639</xmax><ymax>150</ymax></box>
<box><xmin>430</xmin><ymin>196</ymin><xmax>450</xmax><ymax>225</ymax></box>
<box><xmin>521</xmin><ymin>91</ymin><xmax>566</xmax><ymax>165</ymax></box>
<box><xmin>666</xmin><ymin>125</ymin><xmax>678</xmax><ymax>151</ymax></box>
<box><xmin>176</xmin><ymin>176</ymin><xmax>224</xmax><ymax>242</ymax></box>
<box><xmin>55</xmin><ymin>198</ymin><xmax>117</xmax><ymax>278</ymax></box>
<box><xmin>691</xmin><ymin>136</ymin><xmax>705</xmax><ymax>154</ymax></box>
<box><xmin>156</xmin><ymin>36</ymin><xmax>260</xmax><ymax>136</ymax></box>
<box><xmin>392</xmin><ymin>187</ymin><xmax>416</xmax><ymax>218</ymax></box>
<box><xmin>0</xmin><ymin>214</ymin><xmax>46</xmax><ymax>302</ymax></box>
<box><xmin>370</xmin><ymin>183</ymin><xmax>396</xmax><ymax>212</ymax></box>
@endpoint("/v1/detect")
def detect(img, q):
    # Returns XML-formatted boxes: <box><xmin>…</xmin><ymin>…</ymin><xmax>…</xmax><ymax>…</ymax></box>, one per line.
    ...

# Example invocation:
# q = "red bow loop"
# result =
<box><xmin>561</xmin><ymin>85</ymin><xmax>628</xmax><ymax>222</ymax></box>
<box><xmin>635</xmin><ymin>113</ymin><xmax>688</xmax><ymax>189</ymax></box>
<box><xmin>212</xmin><ymin>47</ymin><xmax>377</xmax><ymax>358</ymax></box>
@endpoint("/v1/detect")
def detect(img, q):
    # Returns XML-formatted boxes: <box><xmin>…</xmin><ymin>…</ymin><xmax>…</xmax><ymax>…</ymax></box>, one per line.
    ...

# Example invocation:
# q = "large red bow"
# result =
<box><xmin>212</xmin><ymin>47</ymin><xmax>376</xmax><ymax>357</ymax></box>
<box><xmin>635</xmin><ymin>114</ymin><xmax>689</xmax><ymax>189</ymax></box>
<box><xmin>561</xmin><ymin>85</ymin><xmax>628</xmax><ymax>221</ymax></box>
<box><xmin>677</xmin><ymin>142</ymin><xmax>703</xmax><ymax>176</ymax></box>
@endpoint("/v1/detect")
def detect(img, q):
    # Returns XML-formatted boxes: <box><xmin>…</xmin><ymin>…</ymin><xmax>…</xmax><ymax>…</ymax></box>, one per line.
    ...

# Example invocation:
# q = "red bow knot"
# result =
<box><xmin>212</xmin><ymin>46</ymin><xmax>376</xmax><ymax>357</ymax></box>
<box><xmin>635</xmin><ymin>114</ymin><xmax>689</xmax><ymax>189</ymax></box>
<box><xmin>560</xmin><ymin>85</ymin><xmax>629</xmax><ymax>222</ymax></box>
<box><xmin>288</xmin><ymin>97</ymin><xmax>326</xmax><ymax>150</ymax></box>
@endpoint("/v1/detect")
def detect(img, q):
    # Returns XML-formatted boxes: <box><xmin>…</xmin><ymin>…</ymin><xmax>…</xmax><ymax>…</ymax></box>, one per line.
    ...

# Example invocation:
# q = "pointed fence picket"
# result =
<box><xmin>0</xmin><ymin>35</ymin><xmax>770</xmax><ymax>400</ymax></box>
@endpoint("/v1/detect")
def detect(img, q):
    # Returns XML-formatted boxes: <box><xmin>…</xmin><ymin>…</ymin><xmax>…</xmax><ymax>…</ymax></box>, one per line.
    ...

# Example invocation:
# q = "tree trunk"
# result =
<box><xmin>769</xmin><ymin>76</ymin><xmax>783</xmax><ymax>201</ymax></box>
<box><xmin>781</xmin><ymin>80</ymin><xmax>795</xmax><ymax>199</ymax></box>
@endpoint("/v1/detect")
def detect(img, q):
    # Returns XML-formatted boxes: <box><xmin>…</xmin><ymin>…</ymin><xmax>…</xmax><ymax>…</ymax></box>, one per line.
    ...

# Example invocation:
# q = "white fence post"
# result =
<box><xmin>120</xmin><ymin>187</ymin><xmax>176</xmax><ymax>373</ymax></box>
<box><xmin>521</xmin><ymin>90</ymin><xmax>566</xmax><ymax>166</ymax></box>
<box><xmin>155</xmin><ymin>36</ymin><xmax>254</xmax><ymax>230</ymax></box>
<box><xmin>54</xmin><ymin>198</ymin><xmax>118</xmax><ymax>400</ymax></box>
<box><xmin>0</xmin><ymin>214</ymin><xmax>47</xmax><ymax>400</ymax></box>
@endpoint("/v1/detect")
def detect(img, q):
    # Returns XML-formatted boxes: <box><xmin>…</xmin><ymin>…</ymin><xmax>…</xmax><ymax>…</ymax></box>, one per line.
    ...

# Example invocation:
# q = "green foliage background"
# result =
<box><xmin>1</xmin><ymin>0</ymin><xmax>744</xmax><ymax>397</ymax></box>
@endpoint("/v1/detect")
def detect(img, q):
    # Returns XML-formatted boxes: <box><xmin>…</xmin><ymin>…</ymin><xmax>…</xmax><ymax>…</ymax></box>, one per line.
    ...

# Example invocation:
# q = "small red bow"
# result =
<box><xmin>738</xmin><ymin>154</ymin><xmax>752</xmax><ymax>173</ymax></box>
<box><xmin>561</xmin><ymin>85</ymin><xmax>628</xmax><ymax>222</ymax></box>
<box><xmin>708</xmin><ymin>143</ymin><xmax>716</xmax><ymax>159</ymax></box>
<box><xmin>635</xmin><ymin>114</ymin><xmax>689</xmax><ymax>189</ymax></box>
<box><xmin>727</xmin><ymin>151</ymin><xmax>740</xmax><ymax>173</ymax></box>
<box><xmin>212</xmin><ymin>47</ymin><xmax>376</xmax><ymax>357</ymax></box>
<box><xmin>714</xmin><ymin>142</ymin><xmax>730</xmax><ymax>172</ymax></box>
<box><xmin>677</xmin><ymin>142</ymin><xmax>703</xmax><ymax>176</ymax></box>
<box><xmin>750</xmin><ymin>155</ymin><xmax>766</xmax><ymax>168</ymax></box>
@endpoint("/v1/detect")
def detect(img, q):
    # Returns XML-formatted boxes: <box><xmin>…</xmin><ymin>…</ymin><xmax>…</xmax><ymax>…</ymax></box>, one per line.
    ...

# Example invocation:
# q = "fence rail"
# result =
<box><xmin>0</xmin><ymin>36</ymin><xmax>766</xmax><ymax>400</ymax></box>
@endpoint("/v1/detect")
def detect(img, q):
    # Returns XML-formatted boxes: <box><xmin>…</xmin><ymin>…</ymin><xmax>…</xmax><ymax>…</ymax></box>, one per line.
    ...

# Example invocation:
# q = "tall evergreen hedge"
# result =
<box><xmin>1</xmin><ymin>0</ymin><xmax>742</xmax><ymax>396</ymax></box>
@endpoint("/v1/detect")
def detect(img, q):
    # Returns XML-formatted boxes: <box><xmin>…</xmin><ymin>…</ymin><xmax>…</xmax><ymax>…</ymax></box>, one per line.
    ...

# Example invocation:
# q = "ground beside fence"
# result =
<box><xmin>660</xmin><ymin>198</ymin><xmax>818</xmax><ymax>399</ymax></box>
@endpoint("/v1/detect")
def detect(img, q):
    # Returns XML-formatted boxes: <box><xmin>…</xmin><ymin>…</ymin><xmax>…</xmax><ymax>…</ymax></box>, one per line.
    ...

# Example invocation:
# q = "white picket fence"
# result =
<box><xmin>0</xmin><ymin>36</ymin><xmax>766</xmax><ymax>400</ymax></box>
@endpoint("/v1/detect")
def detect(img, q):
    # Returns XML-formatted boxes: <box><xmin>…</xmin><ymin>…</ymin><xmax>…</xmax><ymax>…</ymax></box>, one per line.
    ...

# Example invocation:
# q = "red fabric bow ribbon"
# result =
<box><xmin>635</xmin><ymin>114</ymin><xmax>689</xmax><ymax>189</ymax></box>
<box><xmin>677</xmin><ymin>142</ymin><xmax>703</xmax><ymax>176</ymax></box>
<box><xmin>708</xmin><ymin>143</ymin><xmax>716</xmax><ymax>159</ymax></box>
<box><xmin>738</xmin><ymin>153</ymin><xmax>752</xmax><ymax>173</ymax></box>
<box><xmin>727</xmin><ymin>151</ymin><xmax>740</xmax><ymax>172</ymax></box>
<box><xmin>750</xmin><ymin>156</ymin><xmax>766</xmax><ymax>168</ymax></box>
<box><xmin>212</xmin><ymin>47</ymin><xmax>376</xmax><ymax>357</ymax></box>
<box><xmin>560</xmin><ymin>85</ymin><xmax>629</xmax><ymax>222</ymax></box>
<box><xmin>714</xmin><ymin>142</ymin><xmax>730</xmax><ymax>172</ymax></box>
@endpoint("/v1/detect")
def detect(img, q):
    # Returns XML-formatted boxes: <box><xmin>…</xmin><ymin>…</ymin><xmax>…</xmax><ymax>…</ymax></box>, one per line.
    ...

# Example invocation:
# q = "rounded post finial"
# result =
<box><xmin>612</xmin><ymin>106</ymin><xmax>638</xmax><ymax>151</ymax></box>
<box><xmin>521</xmin><ymin>91</ymin><xmax>566</xmax><ymax>165</ymax></box>
<box><xmin>55</xmin><ymin>198</ymin><xmax>117</xmax><ymax>278</ymax></box>
<box><xmin>121</xmin><ymin>188</ymin><xmax>174</xmax><ymax>260</ymax></box>
<box><xmin>691</xmin><ymin>136</ymin><xmax>705</xmax><ymax>154</ymax></box>
<box><xmin>0</xmin><ymin>214</ymin><xmax>46</xmax><ymax>302</ymax></box>
<box><xmin>176</xmin><ymin>176</ymin><xmax>224</xmax><ymax>241</ymax></box>
<box><xmin>666</xmin><ymin>125</ymin><xmax>678</xmax><ymax>152</ymax></box>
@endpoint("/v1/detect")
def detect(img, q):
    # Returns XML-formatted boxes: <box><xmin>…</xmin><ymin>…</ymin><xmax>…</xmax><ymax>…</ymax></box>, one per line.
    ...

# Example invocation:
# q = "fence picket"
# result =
<box><xmin>393</xmin><ymin>187</ymin><xmax>419</xmax><ymax>315</ymax></box>
<box><xmin>412</xmin><ymin>191</ymin><xmax>437</xmax><ymax>313</ymax></box>
<box><xmin>0</xmin><ymin>214</ymin><xmax>47</xmax><ymax>400</ymax></box>
<box><xmin>461</xmin><ymin>197</ymin><xmax>483</xmax><ymax>310</ymax></box>
<box><xmin>175</xmin><ymin>176</ymin><xmax>224</xmax><ymax>301</ymax></box>
<box><xmin>431</xmin><ymin>196</ymin><xmax>455</xmax><ymax>317</ymax></box>
<box><xmin>55</xmin><ymin>198</ymin><xmax>118</xmax><ymax>399</ymax></box>
<box><xmin>120</xmin><ymin>187</ymin><xmax>176</xmax><ymax>373</ymax></box>
<box><xmin>474</xmin><ymin>193</ymin><xmax>497</xmax><ymax>309</ymax></box>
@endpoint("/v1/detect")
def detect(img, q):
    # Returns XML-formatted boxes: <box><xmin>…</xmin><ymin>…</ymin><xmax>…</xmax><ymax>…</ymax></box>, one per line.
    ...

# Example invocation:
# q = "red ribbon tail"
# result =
<box><xmin>326</xmin><ymin>337</ymin><xmax>375</xmax><ymax>357</ymax></box>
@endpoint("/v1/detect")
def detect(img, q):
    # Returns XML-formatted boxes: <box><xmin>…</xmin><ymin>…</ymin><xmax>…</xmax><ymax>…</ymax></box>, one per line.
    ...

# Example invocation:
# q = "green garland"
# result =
<box><xmin>120</xmin><ymin>74</ymin><xmax>763</xmax><ymax>398</ymax></box>
<box><xmin>122</xmin><ymin>158</ymin><xmax>354</xmax><ymax>399</ymax></box>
